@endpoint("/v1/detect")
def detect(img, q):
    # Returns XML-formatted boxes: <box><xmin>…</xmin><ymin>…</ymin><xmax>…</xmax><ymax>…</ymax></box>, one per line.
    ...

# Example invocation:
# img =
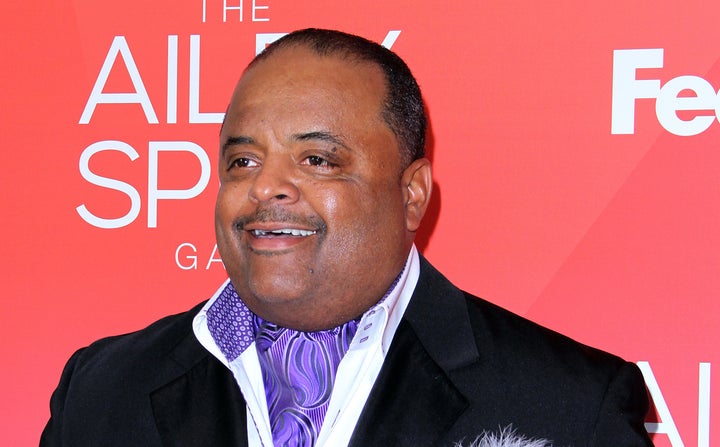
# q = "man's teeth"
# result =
<box><xmin>251</xmin><ymin>229</ymin><xmax>316</xmax><ymax>237</ymax></box>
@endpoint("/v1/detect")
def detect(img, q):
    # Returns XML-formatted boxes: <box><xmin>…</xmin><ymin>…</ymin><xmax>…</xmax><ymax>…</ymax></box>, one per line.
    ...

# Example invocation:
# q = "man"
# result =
<box><xmin>42</xmin><ymin>29</ymin><xmax>653</xmax><ymax>446</ymax></box>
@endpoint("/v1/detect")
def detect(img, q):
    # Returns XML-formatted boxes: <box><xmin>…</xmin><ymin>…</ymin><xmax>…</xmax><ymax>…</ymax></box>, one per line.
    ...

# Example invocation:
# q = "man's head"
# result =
<box><xmin>215</xmin><ymin>29</ymin><xmax>432</xmax><ymax>331</ymax></box>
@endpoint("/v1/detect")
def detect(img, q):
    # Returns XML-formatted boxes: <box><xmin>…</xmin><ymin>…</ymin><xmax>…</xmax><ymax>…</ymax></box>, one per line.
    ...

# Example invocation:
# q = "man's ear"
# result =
<box><xmin>401</xmin><ymin>158</ymin><xmax>432</xmax><ymax>232</ymax></box>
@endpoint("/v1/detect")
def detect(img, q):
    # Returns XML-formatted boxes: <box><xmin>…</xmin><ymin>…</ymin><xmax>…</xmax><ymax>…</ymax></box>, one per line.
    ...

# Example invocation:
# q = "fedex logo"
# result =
<box><xmin>612</xmin><ymin>49</ymin><xmax>720</xmax><ymax>136</ymax></box>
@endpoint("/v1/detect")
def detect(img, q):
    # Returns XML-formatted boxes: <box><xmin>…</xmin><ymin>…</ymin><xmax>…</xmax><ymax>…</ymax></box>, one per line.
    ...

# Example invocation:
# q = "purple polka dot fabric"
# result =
<box><xmin>206</xmin><ymin>282</ymin><xmax>255</xmax><ymax>362</ymax></box>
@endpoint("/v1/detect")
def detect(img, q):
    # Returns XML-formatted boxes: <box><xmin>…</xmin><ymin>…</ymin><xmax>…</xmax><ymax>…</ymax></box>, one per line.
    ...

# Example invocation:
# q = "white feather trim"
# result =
<box><xmin>454</xmin><ymin>425</ymin><xmax>553</xmax><ymax>447</ymax></box>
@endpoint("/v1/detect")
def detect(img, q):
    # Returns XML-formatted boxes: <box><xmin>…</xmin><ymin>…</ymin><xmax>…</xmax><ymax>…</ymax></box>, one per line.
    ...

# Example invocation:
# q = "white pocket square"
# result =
<box><xmin>454</xmin><ymin>426</ymin><xmax>553</xmax><ymax>447</ymax></box>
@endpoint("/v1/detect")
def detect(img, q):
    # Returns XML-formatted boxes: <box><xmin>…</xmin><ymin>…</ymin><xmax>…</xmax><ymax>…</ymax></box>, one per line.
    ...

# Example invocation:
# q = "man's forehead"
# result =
<box><xmin>220</xmin><ymin>44</ymin><xmax>393</xmax><ymax>151</ymax></box>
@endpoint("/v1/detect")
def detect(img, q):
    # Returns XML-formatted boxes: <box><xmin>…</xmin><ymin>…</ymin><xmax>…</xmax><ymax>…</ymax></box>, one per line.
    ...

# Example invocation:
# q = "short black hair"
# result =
<box><xmin>249</xmin><ymin>28</ymin><xmax>427</xmax><ymax>168</ymax></box>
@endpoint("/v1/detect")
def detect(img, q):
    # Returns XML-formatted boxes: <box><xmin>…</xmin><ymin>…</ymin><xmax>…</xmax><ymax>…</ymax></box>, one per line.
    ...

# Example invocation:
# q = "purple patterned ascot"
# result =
<box><xmin>206</xmin><ymin>270</ymin><xmax>404</xmax><ymax>446</ymax></box>
<box><xmin>254</xmin><ymin>315</ymin><xmax>359</xmax><ymax>447</ymax></box>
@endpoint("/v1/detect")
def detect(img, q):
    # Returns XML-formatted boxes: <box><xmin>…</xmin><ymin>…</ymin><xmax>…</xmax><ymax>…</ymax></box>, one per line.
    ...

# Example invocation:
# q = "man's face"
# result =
<box><xmin>215</xmin><ymin>45</ymin><xmax>428</xmax><ymax>331</ymax></box>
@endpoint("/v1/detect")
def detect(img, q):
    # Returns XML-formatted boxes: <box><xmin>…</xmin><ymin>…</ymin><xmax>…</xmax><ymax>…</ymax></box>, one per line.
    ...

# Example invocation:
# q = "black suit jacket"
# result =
<box><xmin>41</xmin><ymin>258</ymin><xmax>653</xmax><ymax>446</ymax></box>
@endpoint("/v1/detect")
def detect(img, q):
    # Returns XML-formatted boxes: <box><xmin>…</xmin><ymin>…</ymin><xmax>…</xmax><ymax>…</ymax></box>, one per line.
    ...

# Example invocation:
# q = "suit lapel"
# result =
<box><xmin>150</xmin><ymin>333</ymin><xmax>248</xmax><ymax>447</ymax></box>
<box><xmin>348</xmin><ymin>257</ymin><xmax>481</xmax><ymax>447</ymax></box>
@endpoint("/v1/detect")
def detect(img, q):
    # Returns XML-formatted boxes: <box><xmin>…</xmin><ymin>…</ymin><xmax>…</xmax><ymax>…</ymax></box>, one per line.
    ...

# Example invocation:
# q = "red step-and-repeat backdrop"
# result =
<box><xmin>2</xmin><ymin>1</ymin><xmax>717</xmax><ymax>445</ymax></box>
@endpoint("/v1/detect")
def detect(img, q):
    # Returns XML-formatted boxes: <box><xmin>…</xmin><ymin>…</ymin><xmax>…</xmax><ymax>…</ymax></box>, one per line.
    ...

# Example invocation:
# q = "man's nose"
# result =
<box><xmin>248</xmin><ymin>156</ymin><xmax>300</xmax><ymax>204</ymax></box>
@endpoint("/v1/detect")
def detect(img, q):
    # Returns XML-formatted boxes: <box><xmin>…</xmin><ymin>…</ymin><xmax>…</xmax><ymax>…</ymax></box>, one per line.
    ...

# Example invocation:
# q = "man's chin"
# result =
<box><xmin>238</xmin><ymin>289</ymin><xmax>351</xmax><ymax>331</ymax></box>
<box><xmin>234</xmin><ymin>279</ymin><xmax>312</xmax><ymax>313</ymax></box>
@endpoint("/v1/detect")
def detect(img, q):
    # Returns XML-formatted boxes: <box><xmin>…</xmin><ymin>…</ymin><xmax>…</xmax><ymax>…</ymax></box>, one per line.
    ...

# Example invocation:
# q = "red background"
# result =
<box><xmin>2</xmin><ymin>1</ymin><xmax>717</xmax><ymax>445</ymax></box>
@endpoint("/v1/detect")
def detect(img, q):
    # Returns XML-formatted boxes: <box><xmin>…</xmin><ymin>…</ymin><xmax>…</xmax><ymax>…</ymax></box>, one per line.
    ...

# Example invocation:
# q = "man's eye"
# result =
<box><xmin>229</xmin><ymin>157</ymin><xmax>258</xmax><ymax>169</ymax></box>
<box><xmin>304</xmin><ymin>155</ymin><xmax>335</xmax><ymax>168</ymax></box>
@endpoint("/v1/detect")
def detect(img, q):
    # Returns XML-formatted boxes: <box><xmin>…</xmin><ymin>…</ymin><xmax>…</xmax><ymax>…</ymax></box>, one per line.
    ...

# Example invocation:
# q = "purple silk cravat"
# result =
<box><xmin>254</xmin><ymin>316</ymin><xmax>359</xmax><ymax>447</ymax></box>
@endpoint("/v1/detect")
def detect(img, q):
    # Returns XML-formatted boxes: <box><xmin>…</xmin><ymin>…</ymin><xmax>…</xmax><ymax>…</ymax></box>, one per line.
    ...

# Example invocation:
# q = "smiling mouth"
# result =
<box><xmin>250</xmin><ymin>228</ymin><xmax>317</xmax><ymax>237</ymax></box>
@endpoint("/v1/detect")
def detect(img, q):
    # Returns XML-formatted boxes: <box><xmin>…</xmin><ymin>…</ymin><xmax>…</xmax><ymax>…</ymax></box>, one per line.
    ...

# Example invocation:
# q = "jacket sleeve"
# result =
<box><xmin>590</xmin><ymin>361</ymin><xmax>655</xmax><ymax>446</ymax></box>
<box><xmin>40</xmin><ymin>348</ymin><xmax>86</xmax><ymax>447</ymax></box>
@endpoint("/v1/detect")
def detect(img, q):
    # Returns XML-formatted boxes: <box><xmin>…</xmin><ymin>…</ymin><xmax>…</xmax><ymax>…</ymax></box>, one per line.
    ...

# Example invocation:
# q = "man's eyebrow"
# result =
<box><xmin>221</xmin><ymin>135</ymin><xmax>255</xmax><ymax>156</ymax></box>
<box><xmin>292</xmin><ymin>131</ymin><xmax>350</xmax><ymax>150</ymax></box>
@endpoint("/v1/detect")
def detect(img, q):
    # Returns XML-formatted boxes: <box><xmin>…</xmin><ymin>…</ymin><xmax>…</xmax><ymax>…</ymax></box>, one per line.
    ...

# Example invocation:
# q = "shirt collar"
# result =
<box><xmin>349</xmin><ymin>246</ymin><xmax>419</xmax><ymax>355</ymax></box>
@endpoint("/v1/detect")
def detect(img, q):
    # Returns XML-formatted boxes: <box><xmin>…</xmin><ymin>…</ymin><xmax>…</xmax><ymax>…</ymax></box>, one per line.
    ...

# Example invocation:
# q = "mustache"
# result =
<box><xmin>234</xmin><ymin>207</ymin><xmax>327</xmax><ymax>232</ymax></box>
